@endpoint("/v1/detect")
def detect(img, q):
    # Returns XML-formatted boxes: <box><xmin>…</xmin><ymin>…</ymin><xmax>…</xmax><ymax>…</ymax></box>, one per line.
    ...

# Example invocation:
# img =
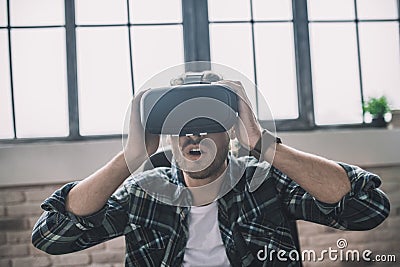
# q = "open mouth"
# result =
<box><xmin>184</xmin><ymin>144</ymin><xmax>207</xmax><ymax>159</ymax></box>
<box><xmin>189</xmin><ymin>148</ymin><xmax>202</xmax><ymax>156</ymax></box>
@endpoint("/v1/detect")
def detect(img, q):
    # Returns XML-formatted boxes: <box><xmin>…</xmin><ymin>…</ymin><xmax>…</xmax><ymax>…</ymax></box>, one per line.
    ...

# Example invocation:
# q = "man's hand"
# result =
<box><xmin>125</xmin><ymin>90</ymin><xmax>160</xmax><ymax>165</ymax></box>
<box><xmin>66</xmin><ymin>90</ymin><xmax>160</xmax><ymax>217</ymax></box>
<box><xmin>216</xmin><ymin>80</ymin><xmax>262</xmax><ymax>150</ymax></box>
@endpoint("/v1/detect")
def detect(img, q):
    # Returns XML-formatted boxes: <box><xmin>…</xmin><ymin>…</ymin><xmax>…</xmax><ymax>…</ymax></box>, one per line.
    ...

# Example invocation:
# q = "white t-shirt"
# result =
<box><xmin>183</xmin><ymin>202</ymin><xmax>231</xmax><ymax>267</ymax></box>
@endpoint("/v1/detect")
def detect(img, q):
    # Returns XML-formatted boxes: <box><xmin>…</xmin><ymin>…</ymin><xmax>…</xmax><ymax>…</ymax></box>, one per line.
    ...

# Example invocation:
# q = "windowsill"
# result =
<box><xmin>1</xmin><ymin>128</ymin><xmax>399</xmax><ymax>187</ymax></box>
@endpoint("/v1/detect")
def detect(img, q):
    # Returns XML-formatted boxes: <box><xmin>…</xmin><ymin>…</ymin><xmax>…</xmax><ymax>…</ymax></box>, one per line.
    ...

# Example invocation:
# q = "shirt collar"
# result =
<box><xmin>170</xmin><ymin>154</ymin><xmax>246</xmax><ymax>193</ymax></box>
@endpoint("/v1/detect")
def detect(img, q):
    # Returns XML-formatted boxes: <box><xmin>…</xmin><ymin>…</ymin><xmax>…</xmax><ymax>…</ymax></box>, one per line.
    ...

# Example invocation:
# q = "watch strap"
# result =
<box><xmin>250</xmin><ymin>129</ymin><xmax>281</xmax><ymax>160</ymax></box>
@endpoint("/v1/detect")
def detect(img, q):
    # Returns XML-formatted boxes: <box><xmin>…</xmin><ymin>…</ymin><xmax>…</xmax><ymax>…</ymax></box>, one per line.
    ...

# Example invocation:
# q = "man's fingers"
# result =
<box><xmin>132</xmin><ymin>89</ymin><xmax>148</xmax><ymax>107</ymax></box>
<box><xmin>131</xmin><ymin>89</ymin><xmax>151</xmax><ymax>116</ymax></box>
<box><xmin>215</xmin><ymin>80</ymin><xmax>242</xmax><ymax>93</ymax></box>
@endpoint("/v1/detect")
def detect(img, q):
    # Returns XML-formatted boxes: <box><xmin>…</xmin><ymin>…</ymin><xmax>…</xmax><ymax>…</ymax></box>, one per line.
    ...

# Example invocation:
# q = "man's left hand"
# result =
<box><xmin>216</xmin><ymin>80</ymin><xmax>262</xmax><ymax>150</ymax></box>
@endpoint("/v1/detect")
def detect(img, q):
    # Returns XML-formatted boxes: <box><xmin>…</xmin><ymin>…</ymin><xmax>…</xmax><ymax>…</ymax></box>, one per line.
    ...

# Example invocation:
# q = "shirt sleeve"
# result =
<box><xmin>274</xmin><ymin>163</ymin><xmax>390</xmax><ymax>230</ymax></box>
<box><xmin>31</xmin><ymin>181</ymin><xmax>131</xmax><ymax>255</ymax></box>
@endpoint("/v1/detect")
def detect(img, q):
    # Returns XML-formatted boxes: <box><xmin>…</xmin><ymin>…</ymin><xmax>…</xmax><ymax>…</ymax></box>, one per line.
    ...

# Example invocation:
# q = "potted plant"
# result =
<box><xmin>363</xmin><ymin>96</ymin><xmax>391</xmax><ymax>127</ymax></box>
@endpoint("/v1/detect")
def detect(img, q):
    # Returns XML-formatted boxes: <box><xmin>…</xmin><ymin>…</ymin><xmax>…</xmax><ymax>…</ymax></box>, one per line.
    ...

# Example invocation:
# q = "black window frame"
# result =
<box><xmin>1</xmin><ymin>0</ymin><xmax>399</xmax><ymax>144</ymax></box>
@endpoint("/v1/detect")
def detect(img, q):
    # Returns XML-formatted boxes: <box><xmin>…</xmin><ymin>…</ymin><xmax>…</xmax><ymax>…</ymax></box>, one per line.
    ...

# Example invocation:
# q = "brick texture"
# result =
<box><xmin>24</xmin><ymin>186</ymin><xmax>60</xmax><ymax>202</ymax></box>
<box><xmin>0</xmin><ymin>232</ymin><xmax>6</xmax><ymax>245</ymax></box>
<box><xmin>91</xmin><ymin>250</ymin><xmax>125</xmax><ymax>263</ymax></box>
<box><xmin>0</xmin><ymin>218</ymin><xmax>29</xmax><ymax>231</ymax></box>
<box><xmin>105</xmin><ymin>236</ymin><xmax>125</xmax><ymax>250</ymax></box>
<box><xmin>7</xmin><ymin>230</ymin><xmax>32</xmax><ymax>244</ymax></box>
<box><xmin>6</xmin><ymin>202</ymin><xmax>43</xmax><ymax>217</ymax></box>
<box><xmin>0</xmin><ymin>205</ymin><xmax>5</xmax><ymax>216</ymax></box>
<box><xmin>12</xmin><ymin>256</ymin><xmax>51</xmax><ymax>267</ymax></box>
<box><xmin>0</xmin><ymin>259</ymin><xmax>11</xmax><ymax>267</ymax></box>
<box><xmin>0</xmin><ymin>244</ymin><xmax>29</xmax><ymax>257</ymax></box>
<box><xmin>51</xmin><ymin>254</ymin><xmax>90</xmax><ymax>266</ymax></box>
<box><xmin>0</xmin><ymin>164</ymin><xmax>398</xmax><ymax>266</ymax></box>
<box><xmin>0</xmin><ymin>190</ymin><xmax>25</xmax><ymax>205</ymax></box>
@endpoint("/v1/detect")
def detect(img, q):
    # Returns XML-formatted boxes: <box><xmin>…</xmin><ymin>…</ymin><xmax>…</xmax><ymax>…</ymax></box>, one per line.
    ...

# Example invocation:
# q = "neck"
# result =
<box><xmin>182</xmin><ymin>161</ymin><xmax>228</xmax><ymax>206</ymax></box>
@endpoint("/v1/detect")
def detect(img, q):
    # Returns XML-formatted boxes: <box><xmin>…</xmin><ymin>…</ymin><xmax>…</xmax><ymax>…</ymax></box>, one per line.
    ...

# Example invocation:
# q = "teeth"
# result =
<box><xmin>190</xmin><ymin>148</ymin><xmax>201</xmax><ymax>152</ymax></box>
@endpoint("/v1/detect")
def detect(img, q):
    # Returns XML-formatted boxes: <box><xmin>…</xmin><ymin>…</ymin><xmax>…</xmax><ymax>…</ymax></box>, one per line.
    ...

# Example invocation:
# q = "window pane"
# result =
<box><xmin>307</xmin><ymin>0</ymin><xmax>355</xmax><ymax>20</ymax></box>
<box><xmin>10</xmin><ymin>0</ymin><xmax>64</xmax><ymax>26</ymax></box>
<box><xmin>76</xmin><ymin>27</ymin><xmax>133</xmax><ymax>136</ymax></box>
<box><xmin>209</xmin><ymin>23</ymin><xmax>257</xmax><ymax>111</ymax></box>
<box><xmin>254</xmin><ymin>23</ymin><xmax>298</xmax><ymax>120</ymax></box>
<box><xmin>0</xmin><ymin>0</ymin><xmax>7</xmax><ymax>26</ymax></box>
<box><xmin>131</xmin><ymin>25</ymin><xmax>184</xmax><ymax>90</ymax></box>
<box><xmin>75</xmin><ymin>0</ymin><xmax>127</xmax><ymax>25</ymax></box>
<box><xmin>12</xmin><ymin>28</ymin><xmax>68</xmax><ymax>138</ymax></box>
<box><xmin>359</xmin><ymin>22</ymin><xmax>400</xmax><ymax>109</ymax></box>
<box><xmin>252</xmin><ymin>0</ymin><xmax>292</xmax><ymax>21</ymax></box>
<box><xmin>0</xmin><ymin>30</ymin><xmax>13</xmax><ymax>139</ymax></box>
<box><xmin>357</xmin><ymin>0</ymin><xmax>398</xmax><ymax>20</ymax></box>
<box><xmin>208</xmin><ymin>0</ymin><xmax>251</xmax><ymax>21</ymax></box>
<box><xmin>310</xmin><ymin>23</ymin><xmax>363</xmax><ymax>125</ymax></box>
<box><xmin>129</xmin><ymin>0</ymin><xmax>182</xmax><ymax>23</ymax></box>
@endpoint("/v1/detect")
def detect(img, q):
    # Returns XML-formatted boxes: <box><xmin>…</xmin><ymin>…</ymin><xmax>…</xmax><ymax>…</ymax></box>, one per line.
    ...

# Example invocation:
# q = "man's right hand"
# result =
<box><xmin>66</xmin><ymin>91</ymin><xmax>160</xmax><ymax>217</ymax></box>
<box><xmin>124</xmin><ymin>90</ymin><xmax>160</xmax><ymax>167</ymax></box>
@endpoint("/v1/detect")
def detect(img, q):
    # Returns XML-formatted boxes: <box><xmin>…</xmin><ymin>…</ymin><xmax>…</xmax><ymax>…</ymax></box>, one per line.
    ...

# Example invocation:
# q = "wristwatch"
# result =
<box><xmin>250</xmin><ymin>129</ymin><xmax>282</xmax><ymax>160</ymax></box>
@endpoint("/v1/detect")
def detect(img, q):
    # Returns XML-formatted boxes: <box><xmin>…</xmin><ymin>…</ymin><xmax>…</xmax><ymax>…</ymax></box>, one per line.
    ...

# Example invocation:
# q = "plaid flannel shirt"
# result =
<box><xmin>32</xmin><ymin>156</ymin><xmax>390</xmax><ymax>266</ymax></box>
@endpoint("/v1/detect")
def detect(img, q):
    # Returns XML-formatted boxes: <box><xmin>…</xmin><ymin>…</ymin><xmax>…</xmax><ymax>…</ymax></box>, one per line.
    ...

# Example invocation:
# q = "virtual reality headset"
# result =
<box><xmin>140</xmin><ymin>83</ymin><xmax>238</xmax><ymax>136</ymax></box>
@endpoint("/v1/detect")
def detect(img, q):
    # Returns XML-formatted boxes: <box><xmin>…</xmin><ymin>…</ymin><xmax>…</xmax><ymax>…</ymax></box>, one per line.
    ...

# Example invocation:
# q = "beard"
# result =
<box><xmin>183</xmin><ymin>144</ymin><xmax>229</xmax><ymax>179</ymax></box>
<box><xmin>171</xmin><ymin>136</ymin><xmax>230</xmax><ymax>180</ymax></box>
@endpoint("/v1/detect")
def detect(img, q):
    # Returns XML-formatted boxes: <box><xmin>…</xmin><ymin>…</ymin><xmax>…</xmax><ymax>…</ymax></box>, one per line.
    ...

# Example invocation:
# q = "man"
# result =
<box><xmin>32</xmin><ymin>78</ymin><xmax>390</xmax><ymax>267</ymax></box>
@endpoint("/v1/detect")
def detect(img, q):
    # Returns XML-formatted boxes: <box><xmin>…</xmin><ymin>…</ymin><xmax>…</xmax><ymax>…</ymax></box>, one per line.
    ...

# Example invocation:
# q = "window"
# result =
<box><xmin>1</xmin><ymin>0</ymin><xmax>399</xmax><ymax>142</ymax></box>
<box><xmin>1</xmin><ymin>0</ymin><xmax>68</xmax><ymax>139</ymax></box>
<box><xmin>74</xmin><ymin>0</ymin><xmax>183</xmax><ymax>135</ymax></box>
<box><xmin>208</xmin><ymin>0</ymin><xmax>400</xmax><ymax>129</ymax></box>
<box><xmin>1</xmin><ymin>0</ymin><xmax>184</xmax><ymax>140</ymax></box>
<box><xmin>308</xmin><ymin>0</ymin><xmax>400</xmax><ymax>125</ymax></box>
<box><xmin>209</xmin><ymin>0</ymin><xmax>298</xmax><ymax>122</ymax></box>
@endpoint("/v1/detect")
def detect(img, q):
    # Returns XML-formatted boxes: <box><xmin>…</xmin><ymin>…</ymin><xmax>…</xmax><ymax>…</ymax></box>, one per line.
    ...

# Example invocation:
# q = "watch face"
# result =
<box><xmin>140</xmin><ymin>84</ymin><xmax>238</xmax><ymax>135</ymax></box>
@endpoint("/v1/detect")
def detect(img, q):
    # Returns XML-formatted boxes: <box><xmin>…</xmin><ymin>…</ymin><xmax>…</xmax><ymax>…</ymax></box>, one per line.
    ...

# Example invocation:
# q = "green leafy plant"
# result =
<box><xmin>363</xmin><ymin>96</ymin><xmax>391</xmax><ymax>117</ymax></box>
